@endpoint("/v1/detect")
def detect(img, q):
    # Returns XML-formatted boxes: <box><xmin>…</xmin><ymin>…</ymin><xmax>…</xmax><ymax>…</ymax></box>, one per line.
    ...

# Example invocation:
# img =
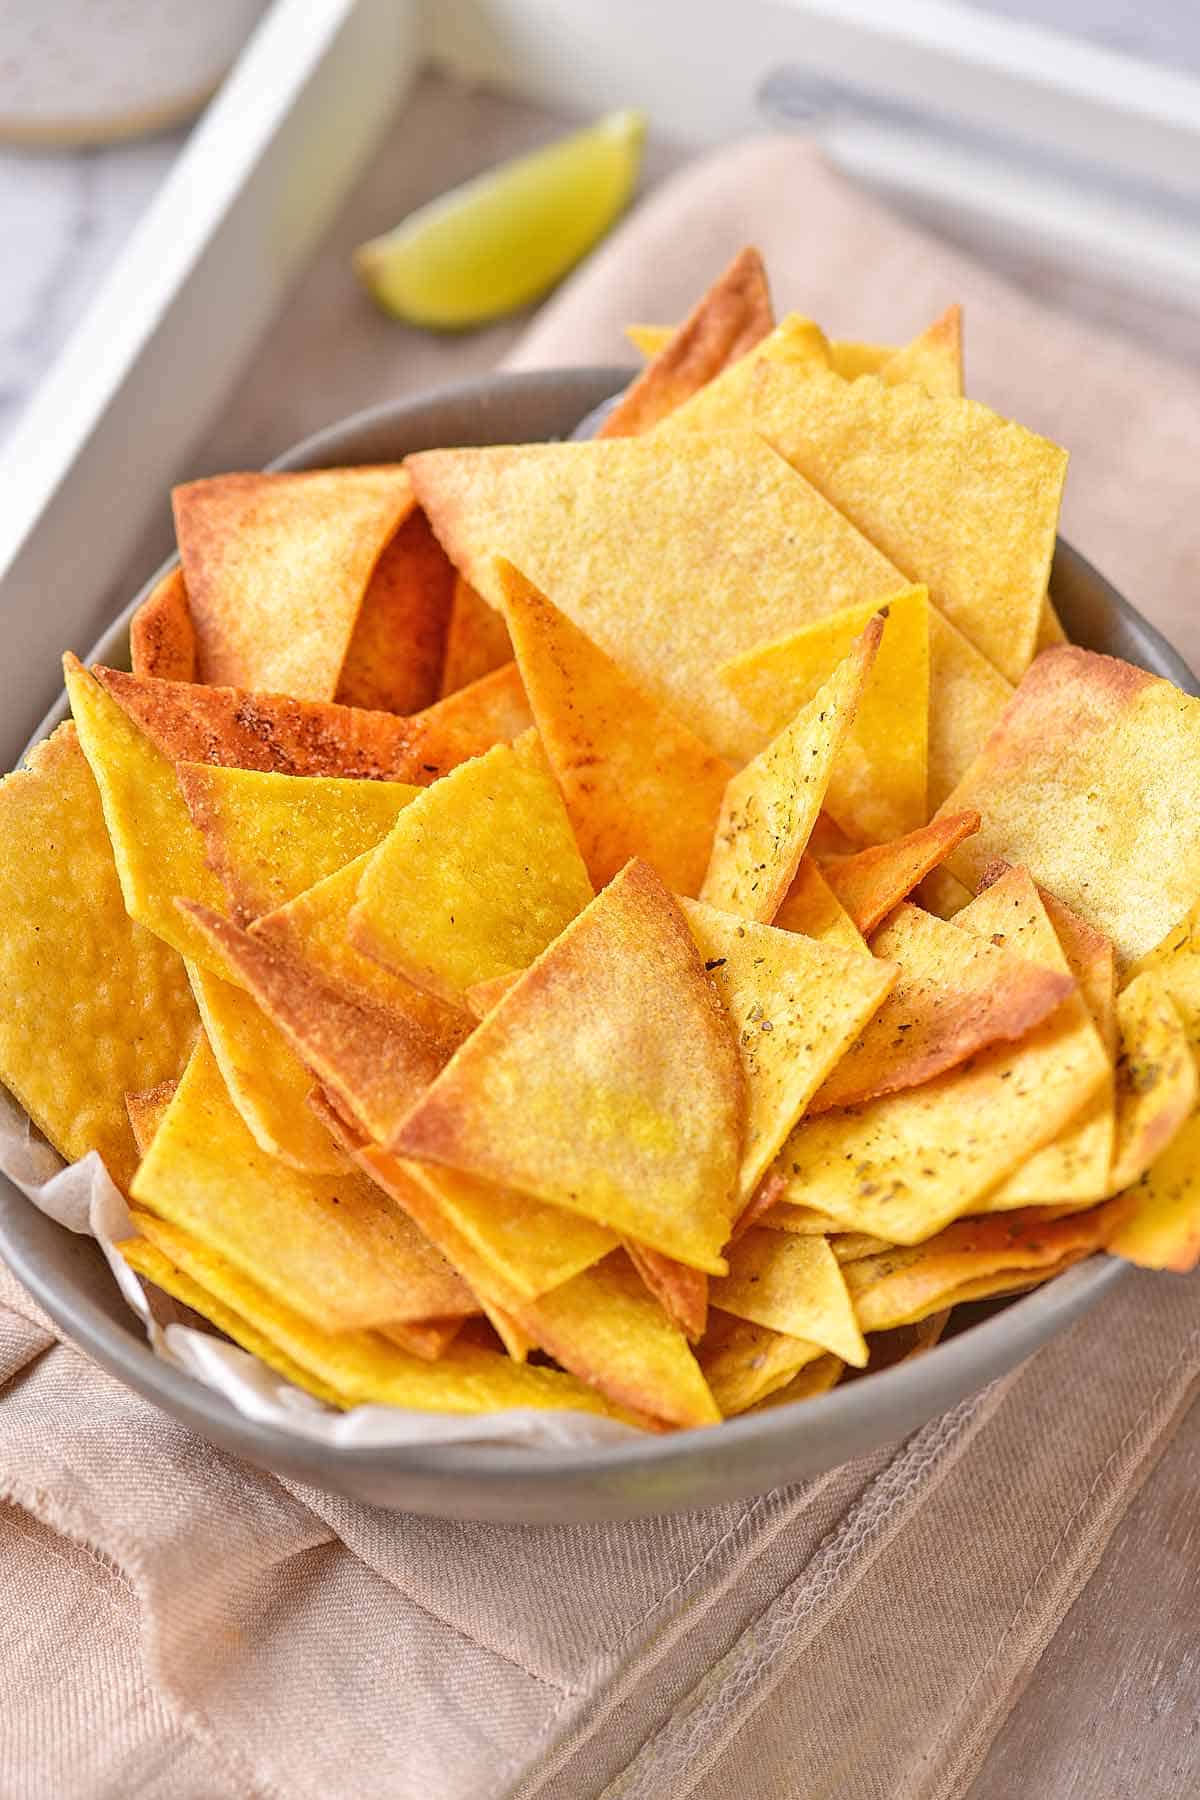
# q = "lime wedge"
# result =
<box><xmin>354</xmin><ymin>110</ymin><xmax>646</xmax><ymax>329</ymax></box>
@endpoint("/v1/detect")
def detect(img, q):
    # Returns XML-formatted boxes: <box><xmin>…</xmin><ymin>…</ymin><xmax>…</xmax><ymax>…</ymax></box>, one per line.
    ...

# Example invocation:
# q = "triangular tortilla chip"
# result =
<box><xmin>846</xmin><ymin>1201</ymin><xmax>1125</xmax><ymax>1332</ymax></box>
<box><xmin>90</xmin><ymin>660</ymin><xmax>530</xmax><ymax>785</ymax></box>
<box><xmin>680</xmin><ymin>897</ymin><xmax>897</xmax><ymax>1200</ymax></box>
<box><xmin>334</xmin><ymin>505</ymin><xmax>455</xmax><ymax>714</ymax></box>
<box><xmin>599</xmin><ymin>246</ymin><xmax>773</xmax><ymax>438</ymax></box>
<box><xmin>698</xmin><ymin>1309</ymin><xmax>824</xmax><ymax>1416</ymax></box>
<box><xmin>926</xmin><ymin>610</ymin><xmax>1013</xmax><ymax>810</ymax></box>
<box><xmin>710</xmin><ymin>1229</ymin><xmax>867</xmax><ymax>1365</ymax></box>
<box><xmin>130</xmin><ymin>1036</ymin><xmax>474</xmax><ymax>1332</ymax></box>
<box><xmin>173</xmin><ymin>466</ymin><xmax>413</xmax><ymax>699</ymax></box>
<box><xmin>177</xmin><ymin>763</ymin><xmax>418</xmax><ymax>922</ymax></box>
<box><xmin>498</xmin><ymin>559</ymin><xmax>732</xmax><ymax>894</ymax></box>
<box><xmin>393</xmin><ymin>860</ymin><xmax>744</xmax><ymax>1272</ymax></box>
<box><xmin>772</xmin><ymin>857</ymin><xmax>867</xmax><ymax>956</ymax></box>
<box><xmin>65</xmin><ymin>654</ymin><xmax>231</xmax><ymax>973</ymax></box>
<box><xmin>407</xmin><ymin>430</ymin><xmax>905</xmax><ymax>763</ymax></box>
<box><xmin>130</xmin><ymin>566</ymin><xmax>196</xmax><ymax>681</ymax></box>
<box><xmin>823</xmin><ymin>810</ymin><xmax>981</xmax><ymax>936</ymax></box>
<box><xmin>350</xmin><ymin>730</ymin><xmax>593</xmax><ymax>1004</ymax></box>
<box><xmin>1107</xmin><ymin>972</ymin><xmax>1197</xmax><ymax>1194</ymax></box>
<box><xmin>755</xmin><ymin>360</ymin><xmax>1067</xmax><ymax>683</ymax></box>
<box><xmin>809</xmin><ymin>902</ymin><xmax>1074</xmax><ymax>1113</ymax></box>
<box><xmin>719</xmin><ymin>586</ymin><xmax>928</xmax><ymax>843</ymax></box>
<box><xmin>651</xmin><ymin>312</ymin><xmax>831</xmax><ymax>440</ymax></box>
<box><xmin>1038</xmin><ymin>881</ymin><xmax>1117</xmax><ymax>1056</ymax></box>
<box><xmin>180</xmin><ymin>903</ymin><xmax>469</xmax><ymax>1147</ymax></box>
<box><xmin>1129</xmin><ymin>899</ymin><xmax>1200</xmax><ymax>1052</ymax></box>
<box><xmin>1106</xmin><ymin>1109</ymin><xmax>1200</xmax><ymax>1272</ymax></box>
<box><xmin>186</xmin><ymin>961</ymin><xmax>346</xmax><ymax>1174</ymax></box>
<box><xmin>936</xmin><ymin>647</ymin><xmax>1200</xmax><ymax>968</ymax></box>
<box><xmin>0</xmin><ymin>723</ymin><xmax>196</xmax><ymax>1191</ymax></box>
<box><xmin>749</xmin><ymin>1351</ymin><xmax>844</xmax><ymax>1410</ymax></box>
<box><xmin>700</xmin><ymin>619</ymin><xmax>882</xmax><ymax>921</ymax></box>
<box><xmin>877</xmin><ymin>304</ymin><xmax>963</xmax><ymax>397</ymax></box>
<box><xmin>623</xmin><ymin>1243</ymin><xmax>708</xmax><ymax>1342</ymax></box>
<box><xmin>125</xmin><ymin>1080</ymin><xmax>178</xmax><ymax>1158</ymax></box>
<box><xmin>440</xmin><ymin>574</ymin><xmax>513</xmax><ymax>696</ymax></box>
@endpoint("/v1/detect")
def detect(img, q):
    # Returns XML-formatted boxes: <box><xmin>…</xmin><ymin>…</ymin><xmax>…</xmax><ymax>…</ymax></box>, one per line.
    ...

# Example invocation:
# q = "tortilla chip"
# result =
<box><xmin>700</xmin><ymin>619</ymin><xmax>882</xmax><ymax>920</ymax></box>
<box><xmin>936</xmin><ymin>647</ymin><xmax>1200</xmax><ymax>967</ymax></box>
<box><xmin>186</xmin><ymin>961</ymin><xmax>346</xmax><ymax>1173</ymax></box>
<box><xmin>180</xmin><ymin>903</ymin><xmax>469</xmax><ymax>1148</ymax></box>
<box><xmin>130</xmin><ymin>1036</ymin><xmax>474</xmax><ymax>1332</ymax></box>
<box><xmin>1107</xmin><ymin>973</ymin><xmax>1197</xmax><ymax>1193</ymax></box>
<box><xmin>1106</xmin><ymin>1107</ymin><xmax>1200</xmax><ymax>1272</ymax></box>
<box><xmin>772</xmin><ymin>857</ymin><xmax>867</xmax><ymax>956</ymax></box>
<box><xmin>698</xmin><ymin>1309</ymin><xmax>824</xmax><ymax>1415</ymax></box>
<box><xmin>651</xmin><ymin>312</ymin><xmax>832</xmax><ymax>440</ymax></box>
<box><xmin>758</xmin><ymin>1199</ymin><xmax>853</xmax><ymax>1236</ymax></box>
<box><xmin>177</xmin><ymin>763</ymin><xmax>418</xmax><ymax>922</ymax></box>
<box><xmin>809</xmin><ymin>902</ymin><xmax>1074</xmax><ymax>1113</ymax></box>
<box><xmin>1036</xmin><ymin>595</ymin><xmax>1068</xmax><ymax>652</ymax></box>
<box><xmin>830</xmin><ymin>1232</ymin><xmax>895</xmax><ymax>1263</ymax></box>
<box><xmin>130</xmin><ymin>566</ymin><xmax>196</xmax><ymax>681</ymax></box>
<box><xmin>823</xmin><ymin>810</ymin><xmax>981</xmax><ymax>937</ymax></box>
<box><xmin>463</xmin><ymin>971</ymin><xmax>521</xmax><ymax>1019</ymax></box>
<box><xmin>350</xmin><ymin>730</ymin><xmax>591</xmax><ymax>1005</ymax></box>
<box><xmin>334</xmin><ymin>505</ymin><xmax>455</xmax><ymax>714</ymax></box>
<box><xmin>125</xmin><ymin>1080</ymin><xmax>178</xmax><ymax>1158</ymax></box>
<box><xmin>64</xmin><ymin>654</ymin><xmax>231</xmax><ymax>973</ymax></box>
<box><xmin>625</xmin><ymin>323</ymin><xmax>673</xmax><ymax>357</ymax></box>
<box><xmin>498</xmin><ymin>559</ymin><xmax>731</xmax><ymax>894</ymax></box>
<box><xmin>440</xmin><ymin>574</ymin><xmax>514</xmax><ymax>696</ymax></box>
<box><xmin>846</xmin><ymin>1202</ymin><xmax>1125</xmax><ymax>1331</ymax></box>
<box><xmin>719</xmin><ymin>586</ymin><xmax>928</xmax><ymax>842</ymax></box>
<box><xmin>624</xmin><ymin>1243</ymin><xmax>708</xmax><ymax>1342</ymax></box>
<box><xmin>407</xmin><ymin>430</ymin><xmax>905</xmax><ymax>763</ymax></box>
<box><xmin>829</xmin><ymin>340</ymin><xmax>891</xmax><ymax>379</ymax></box>
<box><xmin>90</xmin><ymin>660</ymin><xmax>530</xmax><ymax>785</ymax></box>
<box><xmin>755</xmin><ymin>361</ymin><xmax>1067</xmax><ymax>683</ymax></box>
<box><xmin>680</xmin><ymin>897</ymin><xmax>897</xmax><ymax>1200</ymax></box>
<box><xmin>710</xmin><ymin>1229</ymin><xmax>868</xmax><ymax>1365</ymax></box>
<box><xmin>926</xmin><ymin>609</ymin><xmax>1014</xmax><ymax>810</ymax></box>
<box><xmin>600</xmin><ymin>247</ymin><xmax>773</xmax><ymax>437</ymax></box>
<box><xmin>749</xmin><ymin>1351</ymin><xmax>844</xmax><ymax>1409</ymax></box>
<box><xmin>393</xmin><ymin>860</ymin><xmax>744</xmax><ymax>1273</ymax></box>
<box><xmin>0</xmin><ymin>723</ymin><xmax>196</xmax><ymax>1191</ymax></box>
<box><xmin>173</xmin><ymin>466</ymin><xmax>413</xmax><ymax>699</ymax></box>
<box><xmin>877</xmin><ymin>304</ymin><xmax>963</xmax><ymax>397</ymax></box>
<box><xmin>1037</xmin><ymin>884</ymin><xmax>1118</xmax><ymax>1059</ymax></box>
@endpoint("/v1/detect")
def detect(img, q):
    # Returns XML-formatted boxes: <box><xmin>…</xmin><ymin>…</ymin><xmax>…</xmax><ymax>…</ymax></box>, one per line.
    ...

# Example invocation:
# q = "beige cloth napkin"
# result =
<box><xmin>5</xmin><ymin>99</ymin><xmax>1200</xmax><ymax>1800</ymax></box>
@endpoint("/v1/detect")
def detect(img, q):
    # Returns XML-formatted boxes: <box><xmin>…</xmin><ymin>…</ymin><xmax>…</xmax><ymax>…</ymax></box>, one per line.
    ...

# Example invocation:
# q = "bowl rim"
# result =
<box><xmin>3</xmin><ymin>363</ymin><xmax>1191</xmax><ymax>1509</ymax></box>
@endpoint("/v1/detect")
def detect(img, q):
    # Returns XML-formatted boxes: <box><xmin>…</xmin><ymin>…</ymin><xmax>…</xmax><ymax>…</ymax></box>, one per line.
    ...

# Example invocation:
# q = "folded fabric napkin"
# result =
<box><xmin>5</xmin><ymin>107</ymin><xmax>1200</xmax><ymax>1800</ymax></box>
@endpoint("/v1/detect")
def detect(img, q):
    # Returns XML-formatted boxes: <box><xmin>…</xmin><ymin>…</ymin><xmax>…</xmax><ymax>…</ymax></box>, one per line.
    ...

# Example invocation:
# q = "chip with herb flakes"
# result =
<box><xmin>700</xmin><ymin>618</ymin><xmax>882</xmax><ymax>921</ymax></box>
<box><xmin>755</xmin><ymin>361</ymin><xmax>1067</xmax><ymax>684</ymax></box>
<box><xmin>719</xmin><ymin>586</ymin><xmax>929</xmax><ymax>843</ymax></box>
<box><xmin>440</xmin><ymin>574</ymin><xmax>514</xmax><ymax>696</ymax></box>
<box><xmin>498</xmin><ymin>559</ymin><xmax>731</xmax><ymax>895</ymax></box>
<box><xmin>698</xmin><ymin>1309</ymin><xmax>826</xmax><ymax>1416</ymax></box>
<box><xmin>408</xmin><ymin>429</ymin><xmax>904</xmax><ymax>763</ymax></box>
<box><xmin>130</xmin><ymin>566</ymin><xmax>196</xmax><ymax>681</ymax></box>
<box><xmin>178</xmin><ymin>764</ymin><xmax>419</xmax><ymax>923</ymax></box>
<box><xmin>350</xmin><ymin>729</ymin><xmax>593</xmax><ymax>1006</ymax></box>
<box><xmin>600</xmin><ymin>246</ymin><xmax>773</xmax><ymax>438</ymax></box>
<box><xmin>334</xmin><ymin>505</ymin><xmax>455</xmax><ymax>715</ymax></box>
<box><xmin>679</xmin><ymin>897</ymin><xmax>897</xmax><ymax>1202</ymax></box>
<box><xmin>1107</xmin><ymin>973</ymin><xmax>1197</xmax><ymax>1195</ymax></box>
<box><xmin>0</xmin><ymin>723</ymin><xmax>197</xmax><ymax>1193</ymax></box>
<box><xmin>394</xmin><ymin>860</ymin><xmax>743</xmax><ymax>1273</ymax></box>
<box><xmin>772</xmin><ymin>857</ymin><xmax>867</xmax><ymax>956</ymax></box>
<box><xmin>937</xmin><ymin>647</ymin><xmax>1200</xmax><ymax>968</ymax></box>
<box><xmin>173</xmin><ymin>466</ymin><xmax>413</xmax><ymax>700</ymax></box>
<box><xmin>823</xmin><ymin>809</ymin><xmax>981</xmax><ymax>937</ymax></box>
<box><xmin>710</xmin><ymin>1229</ymin><xmax>868</xmax><ymax>1366</ymax></box>
<box><xmin>808</xmin><ymin>901</ymin><xmax>1074</xmax><ymax>1114</ymax></box>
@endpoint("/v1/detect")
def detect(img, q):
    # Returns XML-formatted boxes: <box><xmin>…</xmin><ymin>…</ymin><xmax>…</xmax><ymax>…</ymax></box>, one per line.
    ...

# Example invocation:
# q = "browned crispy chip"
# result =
<box><xmin>439</xmin><ymin>575</ymin><xmax>513</xmax><ymax>696</ymax></box>
<box><xmin>334</xmin><ymin>506</ymin><xmax>455</xmax><ymax>714</ymax></box>
<box><xmin>125</xmin><ymin>1080</ymin><xmax>179</xmax><ymax>1158</ymax></box>
<box><xmin>130</xmin><ymin>566</ymin><xmax>196</xmax><ymax>681</ymax></box>
<box><xmin>824</xmin><ymin>810</ymin><xmax>981</xmax><ymax>936</ymax></box>
<box><xmin>624</xmin><ymin>1243</ymin><xmax>708</xmax><ymax>1342</ymax></box>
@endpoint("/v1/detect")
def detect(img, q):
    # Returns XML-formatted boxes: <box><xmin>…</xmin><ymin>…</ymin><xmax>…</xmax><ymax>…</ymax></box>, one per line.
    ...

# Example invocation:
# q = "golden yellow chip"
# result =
<box><xmin>65</xmin><ymin>654</ymin><xmax>230</xmax><ymax>973</ymax></box>
<box><xmin>1039</xmin><ymin>884</ymin><xmax>1118</xmax><ymax>1058</ymax></box>
<box><xmin>700</xmin><ymin>619</ymin><xmax>882</xmax><ymax>920</ymax></box>
<box><xmin>698</xmin><ymin>1309</ymin><xmax>824</xmax><ymax>1416</ymax></box>
<box><xmin>937</xmin><ymin>647</ymin><xmax>1200</xmax><ymax>968</ymax></box>
<box><xmin>1106</xmin><ymin>1110</ymin><xmax>1200</xmax><ymax>1271</ymax></box>
<box><xmin>710</xmin><ymin>1229</ymin><xmax>867</xmax><ymax>1365</ymax></box>
<box><xmin>624</xmin><ymin>1243</ymin><xmax>708</xmax><ymax>1342</ymax></box>
<box><xmin>186</xmin><ymin>960</ymin><xmax>346</xmax><ymax>1174</ymax></box>
<box><xmin>130</xmin><ymin>1036</ymin><xmax>473</xmax><ymax>1333</ymax></box>
<box><xmin>755</xmin><ymin>361</ymin><xmax>1067</xmax><ymax>683</ymax></box>
<box><xmin>394</xmin><ymin>860</ymin><xmax>744</xmax><ymax>1273</ymax></box>
<box><xmin>824</xmin><ymin>808</ymin><xmax>981</xmax><ymax>937</ymax></box>
<box><xmin>719</xmin><ymin>586</ymin><xmax>929</xmax><ymax>842</ymax></box>
<box><xmin>772</xmin><ymin>857</ymin><xmax>867</xmax><ymax>956</ymax></box>
<box><xmin>1036</xmin><ymin>595</ymin><xmax>1068</xmax><ymax>652</ymax></box>
<box><xmin>334</xmin><ymin>505</ymin><xmax>454</xmax><ymax>715</ymax></box>
<box><xmin>440</xmin><ymin>574</ymin><xmax>514</xmax><ymax>696</ymax></box>
<box><xmin>648</xmin><ymin>310</ymin><xmax>828</xmax><ymax>439</ymax></box>
<box><xmin>130</xmin><ymin>566</ymin><xmax>196</xmax><ymax>681</ymax></box>
<box><xmin>757</xmin><ymin>1199</ymin><xmax>851</xmax><ymax>1236</ymax></box>
<box><xmin>498</xmin><ymin>560</ymin><xmax>732</xmax><ymax>896</ymax></box>
<box><xmin>173</xmin><ymin>466</ymin><xmax>413</xmax><ymax>700</ymax></box>
<box><xmin>350</xmin><ymin>729</ymin><xmax>593</xmax><ymax>1005</ymax></box>
<box><xmin>749</xmin><ymin>1351</ymin><xmax>844</xmax><ymax>1410</ymax></box>
<box><xmin>125</xmin><ymin>1080</ymin><xmax>178</xmax><ymax>1158</ymax></box>
<box><xmin>1107</xmin><ymin>972</ymin><xmax>1196</xmax><ymax>1194</ymax></box>
<box><xmin>177</xmin><ymin>763</ymin><xmax>418</xmax><ymax>923</ymax></box>
<box><xmin>679</xmin><ymin>897</ymin><xmax>897</xmax><ymax>1201</ymax></box>
<box><xmin>408</xmin><ymin>429</ymin><xmax>905</xmax><ymax>763</ymax></box>
<box><xmin>0</xmin><ymin>723</ymin><xmax>196</xmax><ymax>1191</ymax></box>
<box><xmin>625</xmin><ymin>323</ymin><xmax>673</xmax><ymax>357</ymax></box>
<box><xmin>249</xmin><ymin>851</ymin><xmax>422</xmax><ymax>1012</ymax></box>
<box><xmin>828</xmin><ymin>339</ymin><xmax>890</xmax><ymax>379</ymax></box>
<box><xmin>877</xmin><ymin>304</ymin><xmax>963</xmax><ymax>397</ymax></box>
<box><xmin>926</xmin><ymin>610</ymin><xmax>1014</xmax><ymax>811</ymax></box>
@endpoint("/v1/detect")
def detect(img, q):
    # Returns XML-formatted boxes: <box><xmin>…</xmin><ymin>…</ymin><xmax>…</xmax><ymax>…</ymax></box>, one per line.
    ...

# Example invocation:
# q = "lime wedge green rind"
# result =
<box><xmin>354</xmin><ymin>110</ymin><xmax>646</xmax><ymax>330</ymax></box>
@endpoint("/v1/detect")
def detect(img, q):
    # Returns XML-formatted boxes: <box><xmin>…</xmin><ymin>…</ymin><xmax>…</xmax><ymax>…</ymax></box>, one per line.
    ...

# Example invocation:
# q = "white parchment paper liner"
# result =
<box><xmin>0</xmin><ymin>1088</ymin><xmax>646</xmax><ymax>1450</ymax></box>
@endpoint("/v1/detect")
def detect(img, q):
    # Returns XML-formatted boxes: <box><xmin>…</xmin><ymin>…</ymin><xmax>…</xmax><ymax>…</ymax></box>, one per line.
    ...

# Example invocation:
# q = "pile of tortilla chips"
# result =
<box><xmin>2</xmin><ymin>247</ymin><xmax>1198</xmax><ymax>1435</ymax></box>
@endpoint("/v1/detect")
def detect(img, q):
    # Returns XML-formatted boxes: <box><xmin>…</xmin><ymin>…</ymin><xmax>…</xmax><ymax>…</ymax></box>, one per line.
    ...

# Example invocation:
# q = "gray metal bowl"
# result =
<box><xmin>1</xmin><ymin>368</ymin><xmax>1194</xmax><ymax>1522</ymax></box>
